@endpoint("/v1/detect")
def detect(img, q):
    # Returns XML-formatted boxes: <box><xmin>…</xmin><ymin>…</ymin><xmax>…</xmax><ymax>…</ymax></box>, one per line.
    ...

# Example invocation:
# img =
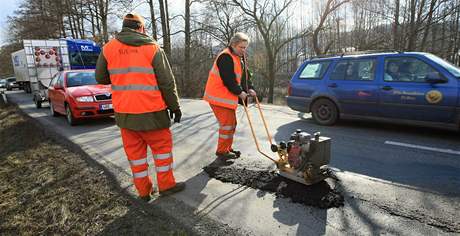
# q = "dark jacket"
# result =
<box><xmin>96</xmin><ymin>27</ymin><xmax>179</xmax><ymax>131</ymax></box>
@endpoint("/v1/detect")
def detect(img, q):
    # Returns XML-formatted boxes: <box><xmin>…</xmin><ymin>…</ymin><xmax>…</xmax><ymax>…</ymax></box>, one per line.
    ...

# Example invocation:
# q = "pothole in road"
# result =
<box><xmin>203</xmin><ymin>160</ymin><xmax>344</xmax><ymax>209</ymax></box>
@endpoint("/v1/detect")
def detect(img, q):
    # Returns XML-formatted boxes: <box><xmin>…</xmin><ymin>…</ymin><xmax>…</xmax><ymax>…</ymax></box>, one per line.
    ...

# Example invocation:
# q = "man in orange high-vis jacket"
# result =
<box><xmin>203</xmin><ymin>32</ymin><xmax>257</xmax><ymax>159</ymax></box>
<box><xmin>96</xmin><ymin>13</ymin><xmax>185</xmax><ymax>201</ymax></box>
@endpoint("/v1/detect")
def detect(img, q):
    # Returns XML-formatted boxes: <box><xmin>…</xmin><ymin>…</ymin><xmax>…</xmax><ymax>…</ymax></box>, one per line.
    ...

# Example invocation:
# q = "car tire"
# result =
<box><xmin>66</xmin><ymin>104</ymin><xmax>77</xmax><ymax>126</ymax></box>
<box><xmin>34</xmin><ymin>97</ymin><xmax>42</xmax><ymax>109</ymax></box>
<box><xmin>311</xmin><ymin>98</ymin><xmax>338</xmax><ymax>126</ymax></box>
<box><xmin>6</xmin><ymin>86</ymin><xmax>11</xmax><ymax>91</ymax></box>
<box><xmin>25</xmin><ymin>84</ymin><xmax>31</xmax><ymax>93</ymax></box>
<box><xmin>49</xmin><ymin>101</ymin><xmax>58</xmax><ymax>117</ymax></box>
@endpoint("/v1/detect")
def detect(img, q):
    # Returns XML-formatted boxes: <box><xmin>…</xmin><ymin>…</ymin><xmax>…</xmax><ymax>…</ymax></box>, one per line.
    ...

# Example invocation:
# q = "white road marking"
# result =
<box><xmin>385</xmin><ymin>141</ymin><xmax>460</xmax><ymax>155</ymax></box>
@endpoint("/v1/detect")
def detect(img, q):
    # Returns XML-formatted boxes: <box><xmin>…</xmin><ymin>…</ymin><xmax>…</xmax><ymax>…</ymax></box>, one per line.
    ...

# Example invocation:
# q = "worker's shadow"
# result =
<box><xmin>178</xmin><ymin>157</ymin><xmax>241</xmax><ymax>220</ymax></box>
<box><xmin>269</xmin><ymin>192</ymin><xmax>328</xmax><ymax>235</ymax></box>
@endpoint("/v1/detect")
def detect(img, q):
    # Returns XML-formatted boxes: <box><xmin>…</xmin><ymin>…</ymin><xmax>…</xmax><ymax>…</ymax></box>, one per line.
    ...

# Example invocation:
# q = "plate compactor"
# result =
<box><xmin>241</xmin><ymin>97</ymin><xmax>332</xmax><ymax>186</ymax></box>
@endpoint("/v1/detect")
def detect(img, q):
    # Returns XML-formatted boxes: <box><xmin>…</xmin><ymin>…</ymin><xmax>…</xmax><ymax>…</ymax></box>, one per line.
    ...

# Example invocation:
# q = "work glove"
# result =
<box><xmin>168</xmin><ymin>108</ymin><xmax>182</xmax><ymax>123</ymax></box>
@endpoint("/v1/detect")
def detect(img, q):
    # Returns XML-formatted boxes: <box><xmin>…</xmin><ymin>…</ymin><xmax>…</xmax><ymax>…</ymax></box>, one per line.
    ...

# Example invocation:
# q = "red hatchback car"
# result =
<box><xmin>48</xmin><ymin>70</ymin><xmax>113</xmax><ymax>125</ymax></box>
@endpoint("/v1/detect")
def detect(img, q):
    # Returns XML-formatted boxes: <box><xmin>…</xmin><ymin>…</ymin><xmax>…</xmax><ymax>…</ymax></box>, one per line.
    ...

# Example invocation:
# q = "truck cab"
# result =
<box><xmin>66</xmin><ymin>39</ymin><xmax>101</xmax><ymax>70</ymax></box>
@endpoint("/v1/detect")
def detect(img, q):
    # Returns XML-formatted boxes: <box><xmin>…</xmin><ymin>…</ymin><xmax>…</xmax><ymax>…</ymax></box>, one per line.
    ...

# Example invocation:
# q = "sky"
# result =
<box><xmin>0</xmin><ymin>0</ymin><xmax>20</xmax><ymax>44</ymax></box>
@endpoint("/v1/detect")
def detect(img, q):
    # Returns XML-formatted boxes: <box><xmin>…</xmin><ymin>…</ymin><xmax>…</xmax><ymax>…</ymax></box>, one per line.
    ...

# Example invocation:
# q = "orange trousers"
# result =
<box><xmin>120</xmin><ymin>128</ymin><xmax>176</xmax><ymax>197</ymax></box>
<box><xmin>210</xmin><ymin>104</ymin><xmax>237</xmax><ymax>154</ymax></box>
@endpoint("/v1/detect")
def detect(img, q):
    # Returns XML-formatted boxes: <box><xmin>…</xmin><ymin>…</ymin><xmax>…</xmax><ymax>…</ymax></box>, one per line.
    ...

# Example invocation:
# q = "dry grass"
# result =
<box><xmin>0</xmin><ymin>103</ymin><xmax>187</xmax><ymax>235</ymax></box>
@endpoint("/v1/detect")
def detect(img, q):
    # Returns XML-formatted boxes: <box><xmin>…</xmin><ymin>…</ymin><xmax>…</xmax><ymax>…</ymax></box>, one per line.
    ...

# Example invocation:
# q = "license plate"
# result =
<box><xmin>100</xmin><ymin>103</ymin><xmax>113</xmax><ymax>110</ymax></box>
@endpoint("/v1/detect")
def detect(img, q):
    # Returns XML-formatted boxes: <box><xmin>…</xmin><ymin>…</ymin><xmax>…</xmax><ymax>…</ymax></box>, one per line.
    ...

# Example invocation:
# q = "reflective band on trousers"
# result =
<box><xmin>220</xmin><ymin>125</ymin><xmax>235</xmax><ymax>131</ymax></box>
<box><xmin>219</xmin><ymin>134</ymin><xmax>232</xmax><ymax>139</ymax></box>
<box><xmin>204</xmin><ymin>93</ymin><xmax>237</xmax><ymax>105</ymax></box>
<box><xmin>154</xmin><ymin>153</ymin><xmax>172</xmax><ymax>160</ymax></box>
<box><xmin>133</xmin><ymin>170</ymin><xmax>148</xmax><ymax>178</ymax></box>
<box><xmin>111</xmin><ymin>85</ymin><xmax>159</xmax><ymax>91</ymax></box>
<box><xmin>109</xmin><ymin>67</ymin><xmax>155</xmax><ymax>75</ymax></box>
<box><xmin>129</xmin><ymin>157</ymin><xmax>147</xmax><ymax>166</ymax></box>
<box><xmin>156</xmin><ymin>164</ymin><xmax>173</xmax><ymax>173</ymax></box>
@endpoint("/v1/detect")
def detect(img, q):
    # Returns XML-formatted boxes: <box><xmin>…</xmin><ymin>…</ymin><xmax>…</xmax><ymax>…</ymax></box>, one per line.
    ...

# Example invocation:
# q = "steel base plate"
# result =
<box><xmin>277</xmin><ymin>169</ymin><xmax>328</xmax><ymax>186</ymax></box>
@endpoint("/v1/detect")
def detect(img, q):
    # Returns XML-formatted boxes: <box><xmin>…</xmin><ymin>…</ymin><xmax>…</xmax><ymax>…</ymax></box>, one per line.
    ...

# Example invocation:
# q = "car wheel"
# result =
<box><xmin>311</xmin><ymin>98</ymin><xmax>338</xmax><ymax>125</ymax></box>
<box><xmin>6</xmin><ymin>86</ymin><xmax>11</xmax><ymax>91</ymax></box>
<box><xmin>34</xmin><ymin>97</ymin><xmax>42</xmax><ymax>109</ymax></box>
<box><xmin>49</xmin><ymin>101</ymin><xmax>58</xmax><ymax>117</ymax></box>
<box><xmin>25</xmin><ymin>84</ymin><xmax>31</xmax><ymax>93</ymax></box>
<box><xmin>66</xmin><ymin>104</ymin><xmax>77</xmax><ymax>126</ymax></box>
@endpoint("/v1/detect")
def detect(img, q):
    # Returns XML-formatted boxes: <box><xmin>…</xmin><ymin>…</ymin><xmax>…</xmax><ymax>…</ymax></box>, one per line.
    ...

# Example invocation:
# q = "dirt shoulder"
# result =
<box><xmin>0</xmin><ymin>101</ymin><xmax>190</xmax><ymax>235</ymax></box>
<box><xmin>0</xmin><ymin>97</ymin><xmax>241</xmax><ymax>235</ymax></box>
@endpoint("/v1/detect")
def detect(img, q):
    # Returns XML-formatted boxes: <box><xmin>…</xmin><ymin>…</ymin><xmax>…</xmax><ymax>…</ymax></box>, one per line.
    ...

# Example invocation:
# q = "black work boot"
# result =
<box><xmin>216</xmin><ymin>152</ymin><xmax>237</xmax><ymax>159</ymax></box>
<box><xmin>139</xmin><ymin>187</ymin><xmax>157</xmax><ymax>202</ymax></box>
<box><xmin>159</xmin><ymin>182</ymin><xmax>186</xmax><ymax>196</ymax></box>
<box><xmin>139</xmin><ymin>195</ymin><xmax>151</xmax><ymax>202</ymax></box>
<box><xmin>229</xmin><ymin>149</ymin><xmax>241</xmax><ymax>158</ymax></box>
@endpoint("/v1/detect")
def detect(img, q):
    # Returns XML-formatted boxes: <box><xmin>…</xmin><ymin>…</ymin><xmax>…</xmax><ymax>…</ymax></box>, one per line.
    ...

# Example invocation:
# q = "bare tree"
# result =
<box><xmin>148</xmin><ymin>0</ymin><xmax>158</xmax><ymax>40</ymax></box>
<box><xmin>231</xmin><ymin>0</ymin><xmax>310</xmax><ymax>103</ymax></box>
<box><xmin>158</xmin><ymin>0</ymin><xmax>171</xmax><ymax>57</ymax></box>
<box><xmin>312</xmin><ymin>0</ymin><xmax>350</xmax><ymax>55</ymax></box>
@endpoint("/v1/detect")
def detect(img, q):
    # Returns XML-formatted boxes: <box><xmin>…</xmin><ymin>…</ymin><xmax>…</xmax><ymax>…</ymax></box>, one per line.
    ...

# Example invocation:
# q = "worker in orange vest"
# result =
<box><xmin>204</xmin><ymin>32</ymin><xmax>257</xmax><ymax>159</ymax></box>
<box><xmin>96</xmin><ymin>13</ymin><xmax>185</xmax><ymax>201</ymax></box>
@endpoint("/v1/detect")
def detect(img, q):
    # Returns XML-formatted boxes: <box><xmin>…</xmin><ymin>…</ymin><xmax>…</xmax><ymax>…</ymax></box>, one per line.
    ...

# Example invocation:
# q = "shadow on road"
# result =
<box><xmin>271</xmin><ymin>195</ymin><xmax>327</xmax><ymax>235</ymax></box>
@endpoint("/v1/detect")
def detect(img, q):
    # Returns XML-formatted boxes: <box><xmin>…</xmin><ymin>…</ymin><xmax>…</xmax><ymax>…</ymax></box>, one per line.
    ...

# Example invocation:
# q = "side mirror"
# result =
<box><xmin>425</xmin><ymin>72</ymin><xmax>447</xmax><ymax>84</ymax></box>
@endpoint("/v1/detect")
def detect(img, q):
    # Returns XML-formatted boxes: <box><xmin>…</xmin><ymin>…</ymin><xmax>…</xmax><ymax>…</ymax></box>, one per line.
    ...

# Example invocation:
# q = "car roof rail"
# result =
<box><xmin>309</xmin><ymin>50</ymin><xmax>404</xmax><ymax>60</ymax></box>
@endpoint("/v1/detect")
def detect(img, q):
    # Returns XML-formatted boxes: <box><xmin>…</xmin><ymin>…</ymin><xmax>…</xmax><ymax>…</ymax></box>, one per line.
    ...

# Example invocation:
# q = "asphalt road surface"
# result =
<box><xmin>6</xmin><ymin>91</ymin><xmax>460</xmax><ymax>235</ymax></box>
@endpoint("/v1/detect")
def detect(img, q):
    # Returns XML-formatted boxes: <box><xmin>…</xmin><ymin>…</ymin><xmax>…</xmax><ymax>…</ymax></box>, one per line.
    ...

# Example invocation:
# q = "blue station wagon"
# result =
<box><xmin>286</xmin><ymin>52</ymin><xmax>460</xmax><ymax>130</ymax></box>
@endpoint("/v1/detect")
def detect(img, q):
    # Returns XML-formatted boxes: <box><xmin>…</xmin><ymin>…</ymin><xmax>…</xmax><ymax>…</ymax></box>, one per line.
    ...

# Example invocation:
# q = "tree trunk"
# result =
<box><xmin>158</xmin><ymin>0</ymin><xmax>171</xmax><ymax>57</ymax></box>
<box><xmin>393</xmin><ymin>0</ymin><xmax>400</xmax><ymax>50</ymax></box>
<box><xmin>183</xmin><ymin>0</ymin><xmax>191</xmax><ymax>96</ymax></box>
<box><xmin>406</xmin><ymin>0</ymin><xmax>417</xmax><ymax>50</ymax></box>
<box><xmin>148</xmin><ymin>0</ymin><xmax>158</xmax><ymax>40</ymax></box>
<box><xmin>420</xmin><ymin>0</ymin><xmax>436</xmax><ymax>50</ymax></box>
<box><xmin>99</xmin><ymin>0</ymin><xmax>109</xmax><ymax>43</ymax></box>
<box><xmin>267</xmin><ymin>56</ymin><xmax>276</xmax><ymax>104</ymax></box>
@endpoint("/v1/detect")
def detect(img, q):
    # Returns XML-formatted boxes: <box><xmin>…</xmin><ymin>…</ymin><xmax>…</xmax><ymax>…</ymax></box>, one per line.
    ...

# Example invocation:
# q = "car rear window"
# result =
<box><xmin>298</xmin><ymin>61</ymin><xmax>331</xmax><ymax>80</ymax></box>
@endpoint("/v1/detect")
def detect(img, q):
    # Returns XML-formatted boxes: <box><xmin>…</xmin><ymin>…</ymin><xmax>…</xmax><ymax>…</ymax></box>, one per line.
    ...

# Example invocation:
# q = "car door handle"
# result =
<box><xmin>381</xmin><ymin>86</ymin><xmax>393</xmax><ymax>91</ymax></box>
<box><xmin>328</xmin><ymin>83</ymin><xmax>338</xmax><ymax>88</ymax></box>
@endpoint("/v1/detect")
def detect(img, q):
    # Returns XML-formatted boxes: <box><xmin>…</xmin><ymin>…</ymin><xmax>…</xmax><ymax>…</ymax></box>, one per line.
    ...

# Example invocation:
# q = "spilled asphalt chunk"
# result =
<box><xmin>203</xmin><ymin>159</ymin><xmax>344</xmax><ymax>209</ymax></box>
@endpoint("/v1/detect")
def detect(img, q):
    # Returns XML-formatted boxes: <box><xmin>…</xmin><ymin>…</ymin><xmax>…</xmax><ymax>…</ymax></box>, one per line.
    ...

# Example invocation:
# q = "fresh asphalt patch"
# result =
<box><xmin>203</xmin><ymin>158</ymin><xmax>344</xmax><ymax>209</ymax></box>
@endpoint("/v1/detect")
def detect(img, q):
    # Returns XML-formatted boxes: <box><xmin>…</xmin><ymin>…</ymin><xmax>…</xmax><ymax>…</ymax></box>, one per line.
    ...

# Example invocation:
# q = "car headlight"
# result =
<box><xmin>76</xmin><ymin>96</ymin><xmax>94</xmax><ymax>102</ymax></box>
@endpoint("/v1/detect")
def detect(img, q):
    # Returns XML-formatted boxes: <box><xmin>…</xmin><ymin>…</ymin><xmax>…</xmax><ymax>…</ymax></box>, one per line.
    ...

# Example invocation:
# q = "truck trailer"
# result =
<box><xmin>11</xmin><ymin>39</ymin><xmax>101</xmax><ymax>108</ymax></box>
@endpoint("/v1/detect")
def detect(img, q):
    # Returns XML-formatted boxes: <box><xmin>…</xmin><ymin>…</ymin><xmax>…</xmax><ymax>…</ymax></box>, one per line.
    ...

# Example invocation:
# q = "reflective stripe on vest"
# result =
<box><xmin>133</xmin><ymin>170</ymin><xmax>148</xmax><ymax>178</ymax></box>
<box><xmin>130</xmin><ymin>157</ymin><xmax>148</xmax><ymax>166</ymax></box>
<box><xmin>204</xmin><ymin>92</ymin><xmax>238</xmax><ymax>106</ymax></box>
<box><xmin>210</xmin><ymin>62</ymin><xmax>242</xmax><ymax>80</ymax></box>
<box><xmin>153</xmin><ymin>153</ymin><xmax>172</xmax><ymax>160</ymax></box>
<box><xmin>111</xmin><ymin>85</ymin><xmax>160</xmax><ymax>91</ymax></box>
<box><xmin>210</xmin><ymin>67</ymin><xmax>219</xmax><ymax>76</ymax></box>
<box><xmin>109</xmin><ymin>67</ymin><xmax>155</xmax><ymax>75</ymax></box>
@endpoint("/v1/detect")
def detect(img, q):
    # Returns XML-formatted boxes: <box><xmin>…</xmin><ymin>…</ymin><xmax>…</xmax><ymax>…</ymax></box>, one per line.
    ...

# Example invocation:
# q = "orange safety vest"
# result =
<box><xmin>203</xmin><ymin>48</ymin><xmax>242</xmax><ymax>110</ymax></box>
<box><xmin>103</xmin><ymin>39</ymin><xmax>167</xmax><ymax>114</ymax></box>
